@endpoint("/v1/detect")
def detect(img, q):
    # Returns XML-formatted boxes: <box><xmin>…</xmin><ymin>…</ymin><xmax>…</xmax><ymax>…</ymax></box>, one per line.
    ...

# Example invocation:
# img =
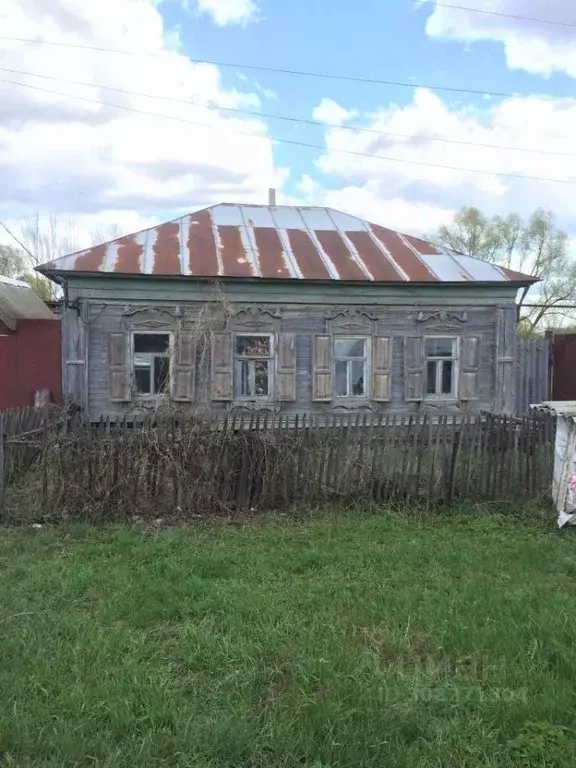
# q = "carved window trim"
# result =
<box><xmin>327</xmin><ymin>308</ymin><xmax>376</xmax><ymax>336</ymax></box>
<box><xmin>121</xmin><ymin>305</ymin><xmax>180</xmax><ymax>331</ymax></box>
<box><xmin>231</xmin><ymin>305</ymin><xmax>281</xmax><ymax>333</ymax></box>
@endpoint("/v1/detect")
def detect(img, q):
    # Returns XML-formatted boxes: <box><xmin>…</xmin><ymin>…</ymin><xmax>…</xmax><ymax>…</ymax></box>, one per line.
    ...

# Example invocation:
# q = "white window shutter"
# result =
<box><xmin>312</xmin><ymin>335</ymin><xmax>332</xmax><ymax>401</ymax></box>
<box><xmin>372</xmin><ymin>336</ymin><xmax>392</xmax><ymax>402</ymax></box>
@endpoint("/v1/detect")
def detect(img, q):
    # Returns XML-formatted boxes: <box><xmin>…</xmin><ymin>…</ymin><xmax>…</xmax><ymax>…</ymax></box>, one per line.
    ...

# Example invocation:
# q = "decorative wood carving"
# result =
<box><xmin>327</xmin><ymin>309</ymin><xmax>376</xmax><ymax>334</ymax></box>
<box><xmin>121</xmin><ymin>306</ymin><xmax>180</xmax><ymax>329</ymax></box>
<box><xmin>227</xmin><ymin>401</ymin><xmax>281</xmax><ymax>413</ymax></box>
<box><xmin>329</xmin><ymin>403</ymin><xmax>374</xmax><ymax>412</ymax></box>
<box><xmin>416</xmin><ymin>310</ymin><xmax>468</xmax><ymax>328</ymax></box>
<box><xmin>233</xmin><ymin>306</ymin><xmax>280</xmax><ymax>331</ymax></box>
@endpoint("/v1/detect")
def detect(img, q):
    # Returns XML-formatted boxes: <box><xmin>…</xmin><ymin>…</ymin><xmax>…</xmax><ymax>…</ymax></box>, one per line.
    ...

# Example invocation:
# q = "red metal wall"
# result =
<box><xmin>0</xmin><ymin>319</ymin><xmax>62</xmax><ymax>409</ymax></box>
<box><xmin>551</xmin><ymin>333</ymin><xmax>576</xmax><ymax>401</ymax></box>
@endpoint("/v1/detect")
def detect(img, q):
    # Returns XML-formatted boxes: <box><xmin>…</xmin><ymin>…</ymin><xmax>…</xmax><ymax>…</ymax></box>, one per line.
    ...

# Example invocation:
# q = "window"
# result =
<box><xmin>334</xmin><ymin>337</ymin><xmax>368</xmax><ymax>397</ymax></box>
<box><xmin>133</xmin><ymin>333</ymin><xmax>170</xmax><ymax>395</ymax></box>
<box><xmin>234</xmin><ymin>335</ymin><xmax>272</xmax><ymax>398</ymax></box>
<box><xmin>425</xmin><ymin>337</ymin><xmax>458</xmax><ymax>397</ymax></box>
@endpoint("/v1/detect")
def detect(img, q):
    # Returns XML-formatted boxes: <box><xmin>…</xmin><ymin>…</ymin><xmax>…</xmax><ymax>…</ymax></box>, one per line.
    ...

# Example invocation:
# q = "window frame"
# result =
<box><xmin>233</xmin><ymin>332</ymin><xmax>274</xmax><ymax>400</ymax></box>
<box><xmin>131</xmin><ymin>330</ymin><xmax>173</xmax><ymax>397</ymax></box>
<box><xmin>333</xmin><ymin>335</ymin><xmax>370</xmax><ymax>399</ymax></box>
<box><xmin>424</xmin><ymin>335</ymin><xmax>459</xmax><ymax>400</ymax></box>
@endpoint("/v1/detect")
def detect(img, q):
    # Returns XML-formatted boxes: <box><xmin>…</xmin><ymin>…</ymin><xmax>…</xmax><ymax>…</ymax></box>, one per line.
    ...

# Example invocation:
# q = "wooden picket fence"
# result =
<box><xmin>0</xmin><ymin>408</ymin><xmax>555</xmax><ymax>521</ymax></box>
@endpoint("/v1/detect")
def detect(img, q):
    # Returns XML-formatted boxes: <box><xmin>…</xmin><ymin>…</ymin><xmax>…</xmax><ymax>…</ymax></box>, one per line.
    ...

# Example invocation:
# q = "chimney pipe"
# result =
<box><xmin>268</xmin><ymin>188</ymin><xmax>276</xmax><ymax>206</ymax></box>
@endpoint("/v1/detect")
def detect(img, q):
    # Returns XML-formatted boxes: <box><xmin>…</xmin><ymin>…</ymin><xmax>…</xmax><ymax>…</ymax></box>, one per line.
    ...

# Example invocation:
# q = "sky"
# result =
<box><xmin>1</xmin><ymin>0</ymin><xmax>576</xmax><ymax>254</ymax></box>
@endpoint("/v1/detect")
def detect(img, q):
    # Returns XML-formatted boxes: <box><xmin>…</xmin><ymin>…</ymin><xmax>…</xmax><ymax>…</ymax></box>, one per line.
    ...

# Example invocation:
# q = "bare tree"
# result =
<box><xmin>2</xmin><ymin>214</ymin><xmax>130</xmax><ymax>302</ymax></box>
<box><xmin>431</xmin><ymin>207</ymin><xmax>576</xmax><ymax>330</ymax></box>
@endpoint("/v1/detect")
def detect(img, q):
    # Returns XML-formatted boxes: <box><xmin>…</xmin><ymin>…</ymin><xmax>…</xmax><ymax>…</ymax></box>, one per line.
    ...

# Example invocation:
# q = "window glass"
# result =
<box><xmin>441</xmin><ymin>360</ymin><xmax>453</xmax><ymax>395</ymax></box>
<box><xmin>236</xmin><ymin>360</ymin><xmax>251</xmax><ymax>396</ymax></box>
<box><xmin>134</xmin><ymin>333</ymin><xmax>169</xmax><ymax>354</ymax></box>
<box><xmin>335</xmin><ymin>360</ymin><xmax>348</xmax><ymax>396</ymax></box>
<box><xmin>254</xmin><ymin>361</ymin><xmax>269</xmax><ymax>396</ymax></box>
<box><xmin>234</xmin><ymin>335</ymin><xmax>271</xmax><ymax>398</ymax></box>
<box><xmin>133</xmin><ymin>334</ymin><xmax>170</xmax><ymax>396</ymax></box>
<box><xmin>333</xmin><ymin>337</ymin><xmax>368</xmax><ymax>398</ymax></box>
<box><xmin>335</xmin><ymin>338</ymin><xmax>365</xmax><ymax>358</ymax></box>
<box><xmin>425</xmin><ymin>338</ymin><xmax>453</xmax><ymax>357</ymax></box>
<box><xmin>426</xmin><ymin>361</ymin><xmax>436</xmax><ymax>395</ymax></box>
<box><xmin>154</xmin><ymin>357</ymin><xmax>170</xmax><ymax>394</ymax></box>
<box><xmin>351</xmin><ymin>360</ymin><xmax>365</xmax><ymax>396</ymax></box>
<box><xmin>134</xmin><ymin>366</ymin><xmax>151</xmax><ymax>394</ymax></box>
<box><xmin>424</xmin><ymin>337</ymin><xmax>457</xmax><ymax>397</ymax></box>
<box><xmin>236</xmin><ymin>336</ymin><xmax>270</xmax><ymax>357</ymax></box>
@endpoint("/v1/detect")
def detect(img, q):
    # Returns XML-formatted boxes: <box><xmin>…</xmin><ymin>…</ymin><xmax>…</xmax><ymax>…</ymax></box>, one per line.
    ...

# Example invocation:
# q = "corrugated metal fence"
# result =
<box><xmin>516</xmin><ymin>337</ymin><xmax>549</xmax><ymax>415</ymax></box>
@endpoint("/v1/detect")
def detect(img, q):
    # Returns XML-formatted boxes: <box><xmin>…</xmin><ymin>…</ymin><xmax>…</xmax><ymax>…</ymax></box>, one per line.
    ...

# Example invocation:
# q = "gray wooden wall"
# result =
<box><xmin>515</xmin><ymin>337</ymin><xmax>550</xmax><ymax>414</ymax></box>
<box><xmin>73</xmin><ymin>300</ymin><xmax>506</xmax><ymax>420</ymax></box>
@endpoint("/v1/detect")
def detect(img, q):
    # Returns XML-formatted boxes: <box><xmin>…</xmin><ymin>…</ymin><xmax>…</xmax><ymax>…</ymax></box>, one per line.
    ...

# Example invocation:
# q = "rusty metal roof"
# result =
<box><xmin>37</xmin><ymin>204</ymin><xmax>536</xmax><ymax>284</ymax></box>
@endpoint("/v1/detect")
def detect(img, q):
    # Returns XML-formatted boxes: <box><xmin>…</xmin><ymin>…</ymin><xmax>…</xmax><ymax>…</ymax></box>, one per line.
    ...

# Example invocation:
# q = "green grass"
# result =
<box><xmin>1</xmin><ymin>508</ymin><xmax>576</xmax><ymax>767</ymax></box>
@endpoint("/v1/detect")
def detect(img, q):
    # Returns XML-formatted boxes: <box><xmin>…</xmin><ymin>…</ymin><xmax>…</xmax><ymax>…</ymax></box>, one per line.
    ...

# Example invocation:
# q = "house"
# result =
<box><xmin>0</xmin><ymin>275</ymin><xmax>61</xmax><ymax>409</ymax></box>
<box><xmin>36</xmin><ymin>203</ymin><xmax>536</xmax><ymax>420</ymax></box>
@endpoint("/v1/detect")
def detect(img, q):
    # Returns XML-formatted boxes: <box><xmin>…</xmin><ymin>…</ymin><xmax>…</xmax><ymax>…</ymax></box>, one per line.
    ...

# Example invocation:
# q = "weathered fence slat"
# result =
<box><xmin>0</xmin><ymin>405</ymin><xmax>556</xmax><ymax>520</ymax></box>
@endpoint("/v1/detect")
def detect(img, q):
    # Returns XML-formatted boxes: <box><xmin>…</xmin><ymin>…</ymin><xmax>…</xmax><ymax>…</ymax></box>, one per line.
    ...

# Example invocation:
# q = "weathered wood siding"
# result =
<box><xmin>81</xmin><ymin>298</ymin><xmax>503</xmax><ymax>420</ymax></box>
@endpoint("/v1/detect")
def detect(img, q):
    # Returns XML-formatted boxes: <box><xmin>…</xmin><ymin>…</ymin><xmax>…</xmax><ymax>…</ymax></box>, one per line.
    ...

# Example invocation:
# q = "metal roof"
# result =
<box><xmin>0</xmin><ymin>275</ymin><xmax>55</xmax><ymax>330</ymax></box>
<box><xmin>37</xmin><ymin>204</ymin><xmax>536</xmax><ymax>284</ymax></box>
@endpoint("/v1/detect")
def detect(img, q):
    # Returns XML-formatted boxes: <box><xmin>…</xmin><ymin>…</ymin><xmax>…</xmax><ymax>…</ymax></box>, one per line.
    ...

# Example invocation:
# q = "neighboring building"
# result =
<box><xmin>37</xmin><ymin>203</ymin><xmax>536</xmax><ymax>420</ymax></box>
<box><xmin>0</xmin><ymin>276</ymin><xmax>61</xmax><ymax>409</ymax></box>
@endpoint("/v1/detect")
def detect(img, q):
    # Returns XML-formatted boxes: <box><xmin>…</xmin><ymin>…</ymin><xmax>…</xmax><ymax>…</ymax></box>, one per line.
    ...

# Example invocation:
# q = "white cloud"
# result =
<box><xmin>312</xmin><ymin>98</ymin><xmax>358</xmax><ymax>126</ymax></box>
<box><xmin>422</xmin><ymin>0</ymin><xmax>576</xmax><ymax>78</ymax></box>
<box><xmin>0</xmin><ymin>0</ymin><xmax>280</xmax><ymax>240</ymax></box>
<box><xmin>279</xmin><ymin>87</ymin><xmax>576</xmax><ymax>243</ymax></box>
<box><xmin>192</xmin><ymin>0</ymin><xmax>259</xmax><ymax>26</ymax></box>
<box><xmin>311</xmin><ymin>88</ymin><xmax>576</xmax><ymax>232</ymax></box>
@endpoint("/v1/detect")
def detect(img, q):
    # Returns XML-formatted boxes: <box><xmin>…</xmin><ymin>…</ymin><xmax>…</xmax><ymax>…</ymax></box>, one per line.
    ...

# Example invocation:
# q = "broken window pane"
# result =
<box><xmin>134</xmin><ymin>333</ymin><xmax>170</xmax><ymax>354</ymax></box>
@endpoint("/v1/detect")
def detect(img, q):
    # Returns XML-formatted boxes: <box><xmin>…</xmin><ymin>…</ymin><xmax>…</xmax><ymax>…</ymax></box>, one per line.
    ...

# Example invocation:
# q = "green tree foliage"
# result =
<box><xmin>432</xmin><ymin>207</ymin><xmax>576</xmax><ymax>329</ymax></box>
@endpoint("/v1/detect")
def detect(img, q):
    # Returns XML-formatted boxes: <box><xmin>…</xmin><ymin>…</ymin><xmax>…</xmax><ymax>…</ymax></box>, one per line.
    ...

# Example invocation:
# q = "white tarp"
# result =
<box><xmin>533</xmin><ymin>402</ymin><xmax>576</xmax><ymax>528</ymax></box>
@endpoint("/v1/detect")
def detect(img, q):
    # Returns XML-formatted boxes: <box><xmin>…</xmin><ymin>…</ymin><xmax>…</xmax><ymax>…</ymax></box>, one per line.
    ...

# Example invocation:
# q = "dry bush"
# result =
<box><xmin>0</xmin><ymin>410</ymin><xmax>554</xmax><ymax>524</ymax></box>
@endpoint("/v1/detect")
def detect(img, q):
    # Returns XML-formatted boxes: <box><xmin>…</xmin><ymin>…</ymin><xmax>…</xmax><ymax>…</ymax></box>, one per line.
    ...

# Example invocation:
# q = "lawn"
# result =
<box><xmin>1</xmin><ymin>508</ymin><xmax>576</xmax><ymax>767</ymax></box>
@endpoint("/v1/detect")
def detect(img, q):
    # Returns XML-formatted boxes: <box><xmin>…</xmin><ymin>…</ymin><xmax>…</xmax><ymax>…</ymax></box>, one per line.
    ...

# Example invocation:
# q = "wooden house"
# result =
<box><xmin>37</xmin><ymin>203</ymin><xmax>536</xmax><ymax>420</ymax></box>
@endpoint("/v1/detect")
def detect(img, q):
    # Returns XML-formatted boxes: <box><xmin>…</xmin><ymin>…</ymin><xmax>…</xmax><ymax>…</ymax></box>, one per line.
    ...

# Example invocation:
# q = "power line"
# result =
<box><xmin>416</xmin><ymin>1</ymin><xmax>576</xmax><ymax>29</ymax></box>
<box><xmin>3</xmin><ymin>76</ymin><xmax>576</xmax><ymax>186</ymax></box>
<box><xmin>0</xmin><ymin>220</ymin><xmax>37</xmax><ymax>262</ymax></box>
<box><xmin>3</xmin><ymin>66</ymin><xmax>575</xmax><ymax>159</ymax></box>
<box><xmin>0</xmin><ymin>34</ymin><xmax>557</xmax><ymax>101</ymax></box>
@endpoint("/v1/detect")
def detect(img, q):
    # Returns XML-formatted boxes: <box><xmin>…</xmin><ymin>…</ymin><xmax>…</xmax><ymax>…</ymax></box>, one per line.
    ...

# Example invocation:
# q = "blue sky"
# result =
<box><xmin>2</xmin><ymin>0</ymin><xmax>576</xmax><ymax>253</ymax></box>
<box><xmin>166</xmin><ymin>0</ymin><xmax>576</xmax><ymax>201</ymax></box>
